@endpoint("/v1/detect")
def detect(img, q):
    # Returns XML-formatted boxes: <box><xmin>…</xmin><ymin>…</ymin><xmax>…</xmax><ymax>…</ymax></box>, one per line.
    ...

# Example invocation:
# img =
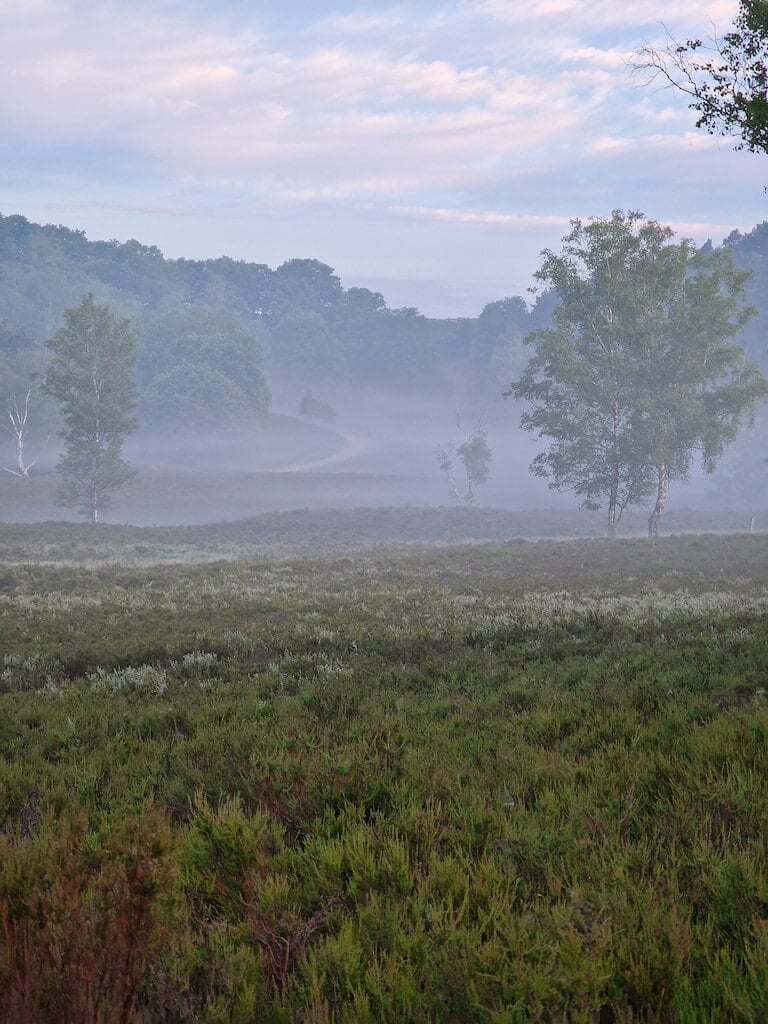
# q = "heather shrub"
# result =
<box><xmin>2</xmin><ymin>533</ymin><xmax>768</xmax><ymax>1019</ymax></box>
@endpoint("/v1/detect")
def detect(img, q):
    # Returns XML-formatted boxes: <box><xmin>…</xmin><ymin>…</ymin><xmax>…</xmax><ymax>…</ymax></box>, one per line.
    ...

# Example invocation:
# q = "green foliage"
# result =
<box><xmin>0</xmin><ymin>812</ymin><xmax>179</xmax><ymax>1023</ymax></box>
<box><xmin>268</xmin><ymin>310</ymin><xmax>347</xmax><ymax>392</ymax></box>
<box><xmin>141</xmin><ymin>362</ymin><xmax>253</xmax><ymax>431</ymax></box>
<box><xmin>137</xmin><ymin>307</ymin><xmax>270</xmax><ymax>431</ymax></box>
<box><xmin>268</xmin><ymin>258</ymin><xmax>344</xmax><ymax>319</ymax></box>
<box><xmin>0</xmin><ymin>213</ymin><xmax>538</xmax><ymax>403</ymax></box>
<box><xmin>43</xmin><ymin>294</ymin><xmax>137</xmax><ymax>522</ymax></box>
<box><xmin>457</xmin><ymin>430</ymin><xmax>492</xmax><ymax>488</ymax></box>
<box><xmin>0</xmin><ymin>319</ymin><xmax>34</xmax><ymax>363</ymax></box>
<box><xmin>2</xmin><ymin>534</ymin><xmax>768</xmax><ymax>1018</ymax></box>
<box><xmin>437</xmin><ymin>421</ymin><xmax>493</xmax><ymax>505</ymax></box>
<box><xmin>299</xmin><ymin>389</ymin><xmax>336</xmax><ymax>424</ymax></box>
<box><xmin>718</xmin><ymin>223</ymin><xmax>768</xmax><ymax>375</ymax></box>
<box><xmin>508</xmin><ymin>211</ymin><xmax>767</xmax><ymax>533</ymax></box>
<box><xmin>465</xmin><ymin>297</ymin><xmax>531</xmax><ymax>398</ymax></box>
<box><xmin>3</xmin><ymin>210</ymin><xmax>768</xmax><ymax>425</ymax></box>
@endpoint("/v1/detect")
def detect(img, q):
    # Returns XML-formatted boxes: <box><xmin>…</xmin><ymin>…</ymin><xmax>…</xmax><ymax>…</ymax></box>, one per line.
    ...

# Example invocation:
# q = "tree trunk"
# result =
<box><xmin>607</xmin><ymin>505</ymin><xmax>617</xmax><ymax>539</ymax></box>
<box><xmin>15</xmin><ymin>435</ymin><xmax>29</xmax><ymax>476</ymax></box>
<box><xmin>648</xmin><ymin>463</ymin><xmax>668</xmax><ymax>538</ymax></box>
<box><xmin>607</xmin><ymin>396</ymin><xmax>620</xmax><ymax>538</ymax></box>
<box><xmin>3</xmin><ymin>391</ymin><xmax>35</xmax><ymax>477</ymax></box>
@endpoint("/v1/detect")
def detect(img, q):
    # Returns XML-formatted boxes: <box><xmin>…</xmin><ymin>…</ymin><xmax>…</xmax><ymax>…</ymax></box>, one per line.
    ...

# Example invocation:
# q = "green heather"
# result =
<box><xmin>2</xmin><ymin>527</ymin><xmax>768</xmax><ymax>1021</ymax></box>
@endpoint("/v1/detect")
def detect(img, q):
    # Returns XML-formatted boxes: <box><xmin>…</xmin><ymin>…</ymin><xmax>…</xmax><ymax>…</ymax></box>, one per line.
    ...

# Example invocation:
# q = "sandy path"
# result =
<box><xmin>274</xmin><ymin>431</ymin><xmax>377</xmax><ymax>473</ymax></box>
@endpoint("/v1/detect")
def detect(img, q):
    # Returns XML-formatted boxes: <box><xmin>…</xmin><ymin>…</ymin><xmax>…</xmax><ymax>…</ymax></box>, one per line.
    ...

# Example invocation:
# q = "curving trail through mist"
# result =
<box><xmin>274</xmin><ymin>431</ymin><xmax>377</xmax><ymax>473</ymax></box>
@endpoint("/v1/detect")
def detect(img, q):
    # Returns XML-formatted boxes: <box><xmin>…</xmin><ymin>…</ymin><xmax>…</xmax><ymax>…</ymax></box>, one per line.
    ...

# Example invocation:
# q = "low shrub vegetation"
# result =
<box><xmin>1</xmin><ymin>532</ymin><xmax>768</xmax><ymax>1020</ymax></box>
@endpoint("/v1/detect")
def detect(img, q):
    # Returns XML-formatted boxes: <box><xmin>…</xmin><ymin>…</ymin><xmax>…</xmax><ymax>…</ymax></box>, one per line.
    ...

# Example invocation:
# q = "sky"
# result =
<box><xmin>1</xmin><ymin>0</ymin><xmax>764</xmax><ymax>316</ymax></box>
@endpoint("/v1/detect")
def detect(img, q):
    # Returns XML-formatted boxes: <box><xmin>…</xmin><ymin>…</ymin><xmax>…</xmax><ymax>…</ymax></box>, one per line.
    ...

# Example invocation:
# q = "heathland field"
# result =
<box><xmin>2</xmin><ymin>522</ymin><xmax>768</xmax><ymax>1021</ymax></box>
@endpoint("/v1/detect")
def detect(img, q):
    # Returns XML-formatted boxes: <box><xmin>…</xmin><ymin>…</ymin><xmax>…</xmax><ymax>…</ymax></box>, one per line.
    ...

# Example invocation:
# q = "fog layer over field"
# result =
<box><xmin>2</xmin><ymin>389</ymin><xmax>764</xmax><ymax>529</ymax></box>
<box><xmin>1</xmin><ymin>214</ymin><xmax>767</xmax><ymax>530</ymax></box>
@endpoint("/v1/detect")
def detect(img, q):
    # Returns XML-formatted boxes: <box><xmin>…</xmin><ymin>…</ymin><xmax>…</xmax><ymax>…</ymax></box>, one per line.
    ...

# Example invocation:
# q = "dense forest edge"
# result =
<box><xmin>0</xmin><ymin>210</ymin><xmax>544</xmax><ymax>430</ymax></box>
<box><xmin>2</xmin><ymin>211</ymin><xmax>768</xmax><ymax>518</ymax></box>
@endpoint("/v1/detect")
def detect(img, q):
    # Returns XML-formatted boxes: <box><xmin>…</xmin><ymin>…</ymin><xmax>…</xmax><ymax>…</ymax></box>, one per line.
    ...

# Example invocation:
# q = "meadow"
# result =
<box><xmin>2</xmin><ymin>521</ymin><xmax>768</xmax><ymax>1021</ymax></box>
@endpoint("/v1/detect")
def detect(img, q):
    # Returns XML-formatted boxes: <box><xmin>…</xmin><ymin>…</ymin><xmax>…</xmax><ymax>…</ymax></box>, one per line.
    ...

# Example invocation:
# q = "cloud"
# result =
<box><xmin>312</xmin><ymin>9</ymin><xmax>409</xmax><ymax>35</ymax></box>
<box><xmin>391</xmin><ymin>205</ymin><xmax>576</xmax><ymax>227</ymax></box>
<box><xmin>0</xmin><ymin>0</ymin><xmax>616</xmax><ymax>198</ymax></box>
<box><xmin>561</xmin><ymin>46</ymin><xmax>631</xmax><ymax>70</ymax></box>
<box><xmin>587</xmin><ymin>130</ymin><xmax>719</xmax><ymax>155</ymax></box>
<box><xmin>465</xmin><ymin>0</ymin><xmax>739</xmax><ymax>32</ymax></box>
<box><xmin>3</xmin><ymin>0</ymin><xmax>764</xmax><ymax>316</ymax></box>
<box><xmin>631</xmin><ymin>98</ymin><xmax>690</xmax><ymax>123</ymax></box>
<box><xmin>0</xmin><ymin>0</ymin><xmax>753</xmax><ymax>226</ymax></box>
<box><xmin>391</xmin><ymin>204</ymin><xmax>748</xmax><ymax>245</ymax></box>
<box><xmin>667</xmin><ymin>218</ymin><xmax>750</xmax><ymax>238</ymax></box>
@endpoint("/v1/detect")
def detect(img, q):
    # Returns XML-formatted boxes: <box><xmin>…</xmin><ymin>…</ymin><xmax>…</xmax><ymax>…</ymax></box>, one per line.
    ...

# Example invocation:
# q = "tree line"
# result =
<box><xmin>0</xmin><ymin>213</ymin><xmax>537</xmax><ymax>439</ymax></box>
<box><xmin>2</xmin><ymin>209</ymin><xmax>768</xmax><ymax>437</ymax></box>
<box><xmin>9</xmin><ymin>209</ymin><xmax>765</xmax><ymax>531</ymax></box>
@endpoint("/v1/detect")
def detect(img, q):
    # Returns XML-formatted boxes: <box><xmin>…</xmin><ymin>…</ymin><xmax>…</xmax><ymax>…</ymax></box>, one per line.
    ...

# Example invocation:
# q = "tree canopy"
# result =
<box><xmin>0</xmin><ymin>213</ymin><xmax>534</xmax><ymax>411</ymax></box>
<box><xmin>43</xmin><ymin>295</ymin><xmax>137</xmax><ymax>522</ymax></box>
<box><xmin>2</xmin><ymin>209</ymin><xmax>768</xmax><ymax>466</ymax></box>
<box><xmin>137</xmin><ymin>308</ymin><xmax>270</xmax><ymax>432</ymax></box>
<box><xmin>507</xmin><ymin>211</ymin><xmax>767</xmax><ymax>535</ymax></box>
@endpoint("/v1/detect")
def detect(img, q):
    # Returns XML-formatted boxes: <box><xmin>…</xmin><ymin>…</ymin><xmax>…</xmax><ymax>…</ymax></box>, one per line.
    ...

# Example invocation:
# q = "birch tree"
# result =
<box><xmin>43</xmin><ymin>295</ymin><xmax>137</xmax><ymax>523</ymax></box>
<box><xmin>507</xmin><ymin>212</ymin><xmax>766</xmax><ymax>536</ymax></box>
<box><xmin>436</xmin><ymin>420</ymin><xmax>493</xmax><ymax>506</ymax></box>
<box><xmin>2</xmin><ymin>390</ymin><xmax>47</xmax><ymax>476</ymax></box>
<box><xmin>630</xmin><ymin>242</ymin><xmax>767</xmax><ymax>534</ymax></box>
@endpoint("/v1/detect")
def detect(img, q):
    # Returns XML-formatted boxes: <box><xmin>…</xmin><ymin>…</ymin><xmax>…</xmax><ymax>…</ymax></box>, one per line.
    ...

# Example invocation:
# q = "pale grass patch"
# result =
<box><xmin>1</xmin><ymin>653</ymin><xmax>61</xmax><ymax>692</ymax></box>
<box><xmin>88</xmin><ymin>664</ymin><xmax>168</xmax><ymax>694</ymax></box>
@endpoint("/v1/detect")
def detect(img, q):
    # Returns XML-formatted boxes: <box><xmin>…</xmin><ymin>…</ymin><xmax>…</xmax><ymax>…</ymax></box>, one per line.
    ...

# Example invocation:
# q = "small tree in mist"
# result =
<box><xmin>2</xmin><ymin>390</ymin><xmax>49</xmax><ymax>477</ymax></box>
<box><xmin>299</xmin><ymin>389</ymin><xmax>335</xmax><ymax>424</ymax></box>
<box><xmin>44</xmin><ymin>295</ymin><xmax>137</xmax><ymax>523</ymax></box>
<box><xmin>507</xmin><ymin>211</ymin><xmax>767</xmax><ymax>536</ymax></box>
<box><xmin>1</xmin><ymin>320</ymin><xmax>55</xmax><ymax>475</ymax></box>
<box><xmin>436</xmin><ymin>420</ymin><xmax>493</xmax><ymax>505</ymax></box>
